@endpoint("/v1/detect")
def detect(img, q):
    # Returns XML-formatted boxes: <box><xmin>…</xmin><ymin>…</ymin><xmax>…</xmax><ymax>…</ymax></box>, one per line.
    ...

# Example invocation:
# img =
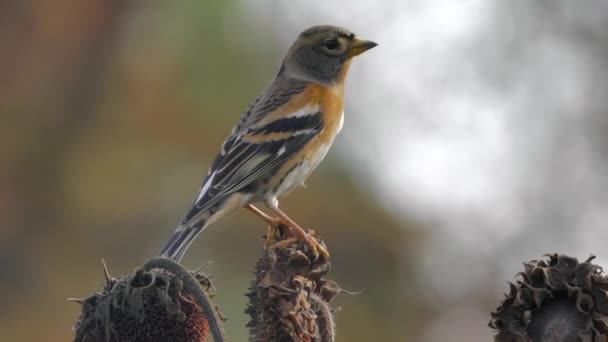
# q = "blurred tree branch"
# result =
<box><xmin>0</xmin><ymin>0</ymin><xmax>131</xmax><ymax>294</ymax></box>
<box><xmin>1</xmin><ymin>0</ymin><xmax>129</xmax><ymax>238</ymax></box>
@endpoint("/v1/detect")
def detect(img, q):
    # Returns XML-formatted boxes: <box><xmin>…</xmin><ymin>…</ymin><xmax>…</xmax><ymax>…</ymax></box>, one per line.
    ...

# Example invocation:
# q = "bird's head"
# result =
<box><xmin>280</xmin><ymin>25</ymin><xmax>377</xmax><ymax>85</ymax></box>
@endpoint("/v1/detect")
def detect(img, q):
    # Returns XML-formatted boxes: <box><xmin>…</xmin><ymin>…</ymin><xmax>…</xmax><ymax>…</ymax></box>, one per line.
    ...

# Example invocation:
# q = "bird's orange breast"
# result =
<box><xmin>255</xmin><ymin>83</ymin><xmax>343</xmax><ymax>127</ymax></box>
<box><xmin>255</xmin><ymin>60</ymin><xmax>351</xmax><ymax>135</ymax></box>
<box><xmin>266</xmin><ymin>83</ymin><xmax>346</xmax><ymax>194</ymax></box>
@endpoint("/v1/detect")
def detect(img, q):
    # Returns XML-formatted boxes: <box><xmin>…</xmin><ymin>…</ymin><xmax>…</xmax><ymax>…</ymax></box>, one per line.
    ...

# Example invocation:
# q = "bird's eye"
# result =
<box><xmin>324</xmin><ymin>39</ymin><xmax>340</xmax><ymax>51</ymax></box>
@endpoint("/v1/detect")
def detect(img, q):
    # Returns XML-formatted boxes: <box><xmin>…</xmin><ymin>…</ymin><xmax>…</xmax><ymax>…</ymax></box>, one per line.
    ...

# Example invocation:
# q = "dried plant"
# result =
<box><xmin>72</xmin><ymin>226</ymin><xmax>342</xmax><ymax>341</ymax></box>
<box><xmin>490</xmin><ymin>254</ymin><xmax>608</xmax><ymax>342</ymax></box>
<box><xmin>246</xmin><ymin>226</ymin><xmax>341</xmax><ymax>342</ymax></box>
<box><xmin>73</xmin><ymin>258</ymin><xmax>225</xmax><ymax>342</ymax></box>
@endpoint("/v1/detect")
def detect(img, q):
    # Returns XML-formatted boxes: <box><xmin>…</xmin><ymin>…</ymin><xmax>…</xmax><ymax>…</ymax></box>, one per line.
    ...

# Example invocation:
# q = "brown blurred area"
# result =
<box><xmin>0</xmin><ymin>1</ymin><xmax>425</xmax><ymax>341</ymax></box>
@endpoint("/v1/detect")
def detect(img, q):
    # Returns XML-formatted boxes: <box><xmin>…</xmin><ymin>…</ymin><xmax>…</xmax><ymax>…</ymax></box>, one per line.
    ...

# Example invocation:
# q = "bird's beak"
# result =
<box><xmin>348</xmin><ymin>37</ymin><xmax>378</xmax><ymax>57</ymax></box>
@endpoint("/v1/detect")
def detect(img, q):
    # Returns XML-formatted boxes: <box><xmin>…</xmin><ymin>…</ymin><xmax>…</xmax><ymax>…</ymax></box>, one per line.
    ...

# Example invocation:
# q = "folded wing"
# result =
<box><xmin>180</xmin><ymin>108</ymin><xmax>324</xmax><ymax>225</ymax></box>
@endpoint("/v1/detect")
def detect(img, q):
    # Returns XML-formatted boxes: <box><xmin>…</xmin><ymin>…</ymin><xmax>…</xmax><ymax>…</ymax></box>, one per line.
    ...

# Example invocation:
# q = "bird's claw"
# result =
<box><xmin>265</xmin><ymin>219</ymin><xmax>329</xmax><ymax>261</ymax></box>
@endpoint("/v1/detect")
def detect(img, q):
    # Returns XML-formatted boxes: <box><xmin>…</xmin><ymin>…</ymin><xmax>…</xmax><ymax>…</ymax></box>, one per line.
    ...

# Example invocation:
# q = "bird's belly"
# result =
<box><xmin>274</xmin><ymin>142</ymin><xmax>332</xmax><ymax>197</ymax></box>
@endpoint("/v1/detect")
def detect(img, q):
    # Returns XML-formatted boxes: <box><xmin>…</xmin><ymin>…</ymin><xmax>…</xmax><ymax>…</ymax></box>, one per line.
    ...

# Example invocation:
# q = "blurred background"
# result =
<box><xmin>2</xmin><ymin>0</ymin><xmax>608</xmax><ymax>341</ymax></box>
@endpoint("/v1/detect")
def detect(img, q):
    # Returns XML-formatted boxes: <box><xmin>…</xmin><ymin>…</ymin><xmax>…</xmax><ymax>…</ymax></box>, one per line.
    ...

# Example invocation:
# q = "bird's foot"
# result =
<box><xmin>247</xmin><ymin>204</ymin><xmax>329</xmax><ymax>260</ymax></box>
<box><xmin>270</xmin><ymin>218</ymin><xmax>329</xmax><ymax>261</ymax></box>
<box><xmin>263</xmin><ymin>223</ymin><xmax>279</xmax><ymax>249</ymax></box>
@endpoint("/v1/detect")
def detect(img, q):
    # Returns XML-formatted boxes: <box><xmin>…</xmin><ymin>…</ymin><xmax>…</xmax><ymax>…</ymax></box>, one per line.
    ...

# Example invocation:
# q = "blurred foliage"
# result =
<box><xmin>0</xmin><ymin>0</ymin><xmax>424</xmax><ymax>341</ymax></box>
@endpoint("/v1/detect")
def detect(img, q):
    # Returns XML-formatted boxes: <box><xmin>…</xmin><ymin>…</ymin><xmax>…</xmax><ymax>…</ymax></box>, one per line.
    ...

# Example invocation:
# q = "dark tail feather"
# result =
<box><xmin>160</xmin><ymin>220</ymin><xmax>206</xmax><ymax>262</ymax></box>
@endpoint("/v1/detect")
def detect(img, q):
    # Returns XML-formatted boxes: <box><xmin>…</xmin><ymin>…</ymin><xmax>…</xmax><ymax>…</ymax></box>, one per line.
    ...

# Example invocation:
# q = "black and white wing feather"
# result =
<box><xmin>182</xmin><ymin>106</ymin><xmax>324</xmax><ymax>223</ymax></box>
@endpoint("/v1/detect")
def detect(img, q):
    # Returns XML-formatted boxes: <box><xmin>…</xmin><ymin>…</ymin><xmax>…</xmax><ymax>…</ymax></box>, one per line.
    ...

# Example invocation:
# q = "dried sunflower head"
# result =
<box><xmin>490</xmin><ymin>254</ymin><xmax>608</xmax><ymax>342</ymax></box>
<box><xmin>246</xmin><ymin>227</ymin><xmax>340</xmax><ymax>342</ymax></box>
<box><xmin>73</xmin><ymin>258</ymin><xmax>223</xmax><ymax>342</ymax></box>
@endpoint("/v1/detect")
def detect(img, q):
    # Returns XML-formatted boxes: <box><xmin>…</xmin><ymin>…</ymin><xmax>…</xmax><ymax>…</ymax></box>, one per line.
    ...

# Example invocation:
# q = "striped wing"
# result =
<box><xmin>179</xmin><ymin>81</ymin><xmax>322</xmax><ymax>226</ymax></box>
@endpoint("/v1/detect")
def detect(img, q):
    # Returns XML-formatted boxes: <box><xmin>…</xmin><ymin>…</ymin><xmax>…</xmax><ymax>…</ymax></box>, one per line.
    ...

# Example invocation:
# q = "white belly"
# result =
<box><xmin>275</xmin><ymin>143</ymin><xmax>332</xmax><ymax>197</ymax></box>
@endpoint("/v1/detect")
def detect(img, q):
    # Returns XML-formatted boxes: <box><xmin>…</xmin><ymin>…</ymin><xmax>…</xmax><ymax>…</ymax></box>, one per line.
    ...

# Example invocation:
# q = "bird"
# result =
<box><xmin>160</xmin><ymin>25</ymin><xmax>377</xmax><ymax>262</ymax></box>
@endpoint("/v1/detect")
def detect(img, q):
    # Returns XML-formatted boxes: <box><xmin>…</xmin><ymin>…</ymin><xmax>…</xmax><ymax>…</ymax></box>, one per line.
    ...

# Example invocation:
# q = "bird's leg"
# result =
<box><xmin>246</xmin><ymin>204</ymin><xmax>275</xmax><ymax>224</ymax></box>
<box><xmin>267</xmin><ymin>205</ymin><xmax>329</xmax><ymax>261</ymax></box>
<box><xmin>246</xmin><ymin>203</ymin><xmax>329</xmax><ymax>260</ymax></box>
<box><xmin>245</xmin><ymin>204</ymin><xmax>281</xmax><ymax>248</ymax></box>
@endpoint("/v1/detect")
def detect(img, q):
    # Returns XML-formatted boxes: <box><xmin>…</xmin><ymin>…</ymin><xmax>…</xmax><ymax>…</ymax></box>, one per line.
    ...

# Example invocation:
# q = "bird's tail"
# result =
<box><xmin>160</xmin><ymin>219</ymin><xmax>208</xmax><ymax>262</ymax></box>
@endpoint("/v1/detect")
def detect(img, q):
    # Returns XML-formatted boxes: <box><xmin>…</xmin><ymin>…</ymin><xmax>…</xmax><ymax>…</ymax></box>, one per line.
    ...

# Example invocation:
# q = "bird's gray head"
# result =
<box><xmin>279</xmin><ymin>25</ymin><xmax>377</xmax><ymax>85</ymax></box>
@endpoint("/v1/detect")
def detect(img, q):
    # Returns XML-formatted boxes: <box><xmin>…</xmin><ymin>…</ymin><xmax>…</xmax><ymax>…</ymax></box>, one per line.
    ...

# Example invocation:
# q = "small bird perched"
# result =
<box><xmin>161</xmin><ymin>25</ymin><xmax>377</xmax><ymax>262</ymax></box>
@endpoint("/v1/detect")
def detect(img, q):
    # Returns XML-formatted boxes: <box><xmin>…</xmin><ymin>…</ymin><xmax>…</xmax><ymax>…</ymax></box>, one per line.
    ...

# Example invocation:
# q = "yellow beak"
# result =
<box><xmin>348</xmin><ymin>37</ymin><xmax>378</xmax><ymax>57</ymax></box>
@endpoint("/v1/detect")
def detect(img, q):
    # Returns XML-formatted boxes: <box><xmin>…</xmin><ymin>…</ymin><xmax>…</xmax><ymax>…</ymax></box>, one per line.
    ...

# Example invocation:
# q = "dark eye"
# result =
<box><xmin>324</xmin><ymin>39</ymin><xmax>340</xmax><ymax>50</ymax></box>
